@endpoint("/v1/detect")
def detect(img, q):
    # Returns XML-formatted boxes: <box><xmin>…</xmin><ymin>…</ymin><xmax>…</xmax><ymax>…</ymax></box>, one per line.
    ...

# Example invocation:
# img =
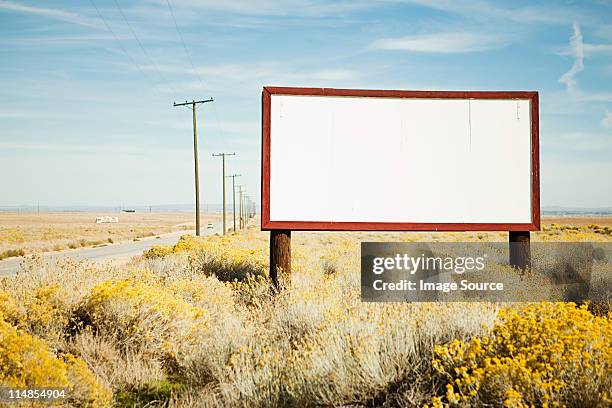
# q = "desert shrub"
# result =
<box><xmin>0</xmin><ymin>258</ymin><xmax>130</xmax><ymax>347</ymax></box>
<box><xmin>144</xmin><ymin>244</ymin><xmax>173</xmax><ymax>259</ymax></box>
<box><xmin>75</xmin><ymin>273</ymin><xmax>210</xmax><ymax>357</ymax></box>
<box><xmin>212</xmin><ymin>268</ymin><xmax>497</xmax><ymax>407</ymax></box>
<box><xmin>142</xmin><ymin>235</ymin><xmax>202</xmax><ymax>259</ymax></box>
<box><xmin>0</xmin><ymin>285</ymin><xmax>70</xmax><ymax>343</ymax></box>
<box><xmin>67</xmin><ymin>330</ymin><xmax>166</xmax><ymax>394</ymax></box>
<box><xmin>0</xmin><ymin>248</ymin><xmax>26</xmax><ymax>260</ymax></box>
<box><xmin>0</xmin><ymin>316</ymin><xmax>69</xmax><ymax>387</ymax></box>
<box><xmin>431</xmin><ymin>302</ymin><xmax>611</xmax><ymax>407</ymax></box>
<box><xmin>0</xmin><ymin>317</ymin><xmax>111</xmax><ymax>407</ymax></box>
<box><xmin>230</xmin><ymin>273</ymin><xmax>275</xmax><ymax>309</ymax></box>
<box><xmin>115</xmin><ymin>379</ymin><xmax>183</xmax><ymax>407</ymax></box>
<box><xmin>187</xmin><ymin>247</ymin><xmax>266</xmax><ymax>282</ymax></box>
<box><xmin>143</xmin><ymin>235</ymin><xmax>266</xmax><ymax>282</ymax></box>
<box><xmin>74</xmin><ymin>272</ymin><xmax>248</xmax><ymax>387</ymax></box>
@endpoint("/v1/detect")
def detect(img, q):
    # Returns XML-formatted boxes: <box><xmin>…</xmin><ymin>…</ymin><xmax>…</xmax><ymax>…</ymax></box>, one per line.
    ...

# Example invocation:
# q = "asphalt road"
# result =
<box><xmin>0</xmin><ymin>223</ymin><xmax>221</xmax><ymax>277</ymax></box>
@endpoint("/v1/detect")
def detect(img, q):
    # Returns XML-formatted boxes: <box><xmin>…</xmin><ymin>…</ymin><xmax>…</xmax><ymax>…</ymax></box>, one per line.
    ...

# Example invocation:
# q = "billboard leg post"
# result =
<box><xmin>270</xmin><ymin>230</ymin><xmax>291</xmax><ymax>288</ymax></box>
<box><xmin>509</xmin><ymin>231</ymin><xmax>531</xmax><ymax>270</ymax></box>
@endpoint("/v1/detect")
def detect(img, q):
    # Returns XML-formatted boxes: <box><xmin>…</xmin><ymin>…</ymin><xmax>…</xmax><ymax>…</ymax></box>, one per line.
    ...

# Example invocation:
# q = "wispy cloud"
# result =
<box><xmin>558</xmin><ymin>42</ymin><xmax>612</xmax><ymax>57</ymax></box>
<box><xmin>165</xmin><ymin>0</ymin><xmax>377</xmax><ymax>17</ymax></box>
<box><xmin>395</xmin><ymin>0</ymin><xmax>576</xmax><ymax>24</ymax></box>
<box><xmin>0</xmin><ymin>0</ymin><xmax>100</xmax><ymax>28</ymax></box>
<box><xmin>559</xmin><ymin>23</ymin><xmax>584</xmax><ymax>94</ymax></box>
<box><xmin>138</xmin><ymin>62</ymin><xmax>361</xmax><ymax>92</ymax></box>
<box><xmin>558</xmin><ymin>23</ymin><xmax>612</xmax><ymax>102</ymax></box>
<box><xmin>0</xmin><ymin>139</ymin><xmax>190</xmax><ymax>156</ymax></box>
<box><xmin>371</xmin><ymin>32</ymin><xmax>505</xmax><ymax>53</ymax></box>
<box><xmin>583</xmin><ymin>43</ymin><xmax>612</xmax><ymax>54</ymax></box>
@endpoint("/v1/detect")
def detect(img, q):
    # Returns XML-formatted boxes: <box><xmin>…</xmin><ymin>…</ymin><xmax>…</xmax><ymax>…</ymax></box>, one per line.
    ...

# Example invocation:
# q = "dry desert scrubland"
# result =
<box><xmin>0</xmin><ymin>212</ymin><xmax>223</xmax><ymax>260</ymax></box>
<box><xmin>0</xmin><ymin>220</ymin><xmax>611</xmax><ymax>407</ymax></box>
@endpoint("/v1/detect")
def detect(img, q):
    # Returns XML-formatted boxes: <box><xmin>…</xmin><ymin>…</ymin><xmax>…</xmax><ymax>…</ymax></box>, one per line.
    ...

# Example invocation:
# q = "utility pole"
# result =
<box><xmin>173</xmin><ymin>98</ymin><xmax>213</xmax><ymax>236</ymax></box>
<box><xmin>238</xmin><ymin>185</ymin><xmax>245</xmax><ymax>229</ymax></box>
<box><xmin>212</xmin><ymin>153</ymin><xmax>235</xmax><ymax>235</ymax></box>
<box><xmin>243</xmin><ymin>195</ymin><xmax>251</xmax><ymax>226</ymax></box>
<box><xmin>226</xmin><ymin>174</ymin><xmax>241</xmax><ymax>232</ymax></box>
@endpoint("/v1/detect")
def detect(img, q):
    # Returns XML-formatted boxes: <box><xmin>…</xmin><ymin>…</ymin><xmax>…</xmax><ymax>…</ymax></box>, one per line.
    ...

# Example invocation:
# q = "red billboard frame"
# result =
<box><xmin>261</xmin><ymin>86</ymin><xmax>540</xmax><ymax>232</ymax></box>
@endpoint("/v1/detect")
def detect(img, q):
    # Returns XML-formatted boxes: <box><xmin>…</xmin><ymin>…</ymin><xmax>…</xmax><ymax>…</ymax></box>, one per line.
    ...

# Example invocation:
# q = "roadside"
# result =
<box><xmin>0</xmin><ymin>222</ymin><xmax>221</xmax><ymax>276</ymax></box>
<box><xmin>0</xmin><ymin>211</ymin><xmax>221</xmax><ymax>260</ymax></box>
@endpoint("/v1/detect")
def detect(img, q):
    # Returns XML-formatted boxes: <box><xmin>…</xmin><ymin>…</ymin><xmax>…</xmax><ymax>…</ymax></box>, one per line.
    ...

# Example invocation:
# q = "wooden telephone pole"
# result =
<box><xmin>242</xmin><ymin>194</ymin><xmax>249</xmax><ymax>228</ymax></box>
<box><xmin>226</xmin><ymin>174</ymin><xmax>241</xmax><ymax>232</ymax></box>
<box><xmin>238</xmin><ymin>185</ymin><xmax>245</xmax><ymax>229</ymax></box>
<box><xmin>212</xmin><ymin>152</ymin><xmax>235</xmax><ymax>235</ymax></box>
<box><xmin>173</xmin><ymin>98</ymin><xmax>213</xmax><ymax>236</ymax></box>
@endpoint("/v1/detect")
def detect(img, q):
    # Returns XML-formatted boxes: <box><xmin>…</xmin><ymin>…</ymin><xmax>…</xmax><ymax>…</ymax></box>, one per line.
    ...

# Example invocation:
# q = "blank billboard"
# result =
<box><xmin>261</xmin><ymin>87</ymin><xmax>539</xmax><ymax>231</ymax></box>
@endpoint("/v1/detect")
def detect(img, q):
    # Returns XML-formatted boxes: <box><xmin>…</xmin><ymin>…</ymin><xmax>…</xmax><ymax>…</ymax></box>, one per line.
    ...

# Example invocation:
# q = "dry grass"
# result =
<box><xmin>0</xmin><ymin>220</ymin><xmax>610</xmax><ymax>407</ymax></box>
<box><xmin>0</xmin><ymin>211</ymin><xmax>221</xmax><ymax>259</ymax></box>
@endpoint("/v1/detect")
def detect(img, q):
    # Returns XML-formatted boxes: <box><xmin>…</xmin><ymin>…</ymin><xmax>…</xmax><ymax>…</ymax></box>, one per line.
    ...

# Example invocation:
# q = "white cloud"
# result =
<box><xmin>557</xmin><ymin>23</ymin><xmax>612</xmax><ymax>102</ymax></box>
<box><xmin>558</xmin><ymin>42</ymin><xmax>612</xmax><ymax>57</ymax></box>
<box><xmin>583</xmin><ymin>43</ymin><xmax>612</xmax><ymax>54</ymax></box>
<box><xmin>0</xmin><ymin>140</ymin><xmax>190</xmax><ymax>156</ymax></box>
<box><xmin>602</xmin><ymin>110</ymin><xmax>612</xmax><ymax>129</ymax></box>
<box><xmin>559</xmin><ymin>23</ymin><xmax>584</xmax><ymax>94</ymax></box>
<box><xmin>394</xmin><ymin>0</ymin><xmax>575</xmax><ymax>24</ymax></box>
<box><xmin>371</xmin><ymin>32</ymin><xmax>504</xmax><ymax>53</ymax></box>
<box><xmin>138</xmin><ymin>62</ymin><xmax>361</xmax><ymax>92</ymax></box>
<box><xmin>0</xmin><ymin>0</ymin><xmax>100</xmax><ymax>28</ymax></box>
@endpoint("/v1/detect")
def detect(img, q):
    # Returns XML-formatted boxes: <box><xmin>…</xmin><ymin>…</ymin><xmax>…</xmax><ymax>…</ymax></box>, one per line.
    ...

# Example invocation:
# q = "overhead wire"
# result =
<box><xmin>165</xmin><ymin>0</ymin><xmax>205</xmax><ymax>89</ymax></box>
<box><xmin>112</xmin><ymin>0</ymin><xmax>178</xmax><ymax>96</ymax></box>
<box><xmin>164</xmin><ymin>0</ymin><xmax>231</xmax><ymax>173</ymax></box>
<box><xmin>88</xmin><ymin>0</ymin><xmax>165</xmax><ymax>97</ymax></box>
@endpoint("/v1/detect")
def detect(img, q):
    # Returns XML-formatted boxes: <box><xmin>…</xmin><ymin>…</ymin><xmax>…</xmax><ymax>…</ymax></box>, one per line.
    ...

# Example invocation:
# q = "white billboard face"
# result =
<box><xmin>262</xmin><ymin>88</ymin><xmax>539</xmax><ymax>231</ymax></box>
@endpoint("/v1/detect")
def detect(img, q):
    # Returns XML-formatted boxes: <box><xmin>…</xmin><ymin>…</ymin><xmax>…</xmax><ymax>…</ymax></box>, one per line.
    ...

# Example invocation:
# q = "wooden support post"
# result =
<box><xmin>509</xmin><ymin>231</ymin><xmax>531</xmax><ymax>270</ymax></box>
<box><xmin>270</xmin><ymin>230</ymin><xmax>291</xmax><ymax>288</ymax></box>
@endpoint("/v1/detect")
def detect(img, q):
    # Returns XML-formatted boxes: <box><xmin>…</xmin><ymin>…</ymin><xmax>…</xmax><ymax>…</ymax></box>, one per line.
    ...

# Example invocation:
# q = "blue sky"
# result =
<box><xmin>0</xmin><ymin>0</ymin><xmax>611</xmax><ymax>209</ymax></box>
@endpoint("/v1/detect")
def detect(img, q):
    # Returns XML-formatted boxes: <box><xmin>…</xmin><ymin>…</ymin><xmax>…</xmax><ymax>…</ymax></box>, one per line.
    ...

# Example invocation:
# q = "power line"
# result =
<box><xmin>113</xmin><ymin>0</ymin><xmax>177</xmax><ymax>96</ymax></box>
<box><xmin>164</xmin><ymin>0</ymin><xmax>230</xmax><ymax>154</ymax></box>
<box><xmin>165</xmin><ymin>0</ymin><xmax>205</xmax><ymax>89</ymax></box>
<box><xmin>88</xmin><ymin>0</ymin><xmax>164</xmax><ymax>96</ymax></box>
<box><xmin>163</xmin><ymin>0</ymin><xmax>228</xmax><ymax>148</ymax></box>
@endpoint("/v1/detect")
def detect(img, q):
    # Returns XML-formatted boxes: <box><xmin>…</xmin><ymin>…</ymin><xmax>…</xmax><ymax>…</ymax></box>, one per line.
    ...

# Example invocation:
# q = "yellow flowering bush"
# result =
<box><xmin>0</xmin><ymin>285</ymin><xmax>70</xmax><ymax>343</ymax></box>
<box><xmin>2</xmin><ymin>225</ymin><xmax>610</xmax><ymax>406</ymax></box>
<box><xmin>77</xmin><ymin>275</ymin><xmax>210</xmax><ymax>357</ymax></box>
<box><xmin>0</xmin><ymin>317</ymin><xmax>111</xmax><ymax>407</ymax></box>
<box><xmin>431</xmin><ymin>303</ymin><xmax>611</xmax><ymax>407</ymax></box>
<box><xmin>143</xmin><ymin>234</ymin><xmax>214</xmax><ymax>258</ymax></box>
<box><xmin>144</xmin><ymin>234</ymin><xmax>267</xmax><ymax>281</ymax></box>
<box><xmin>143</xmin><ymin>244</ymin><xmax>174</xmax><ymax>258</ymax></box>
<box><xmin>75</xmin><ymin>271</ymin><xmax>248</xmax><ymax>385</ymax></box>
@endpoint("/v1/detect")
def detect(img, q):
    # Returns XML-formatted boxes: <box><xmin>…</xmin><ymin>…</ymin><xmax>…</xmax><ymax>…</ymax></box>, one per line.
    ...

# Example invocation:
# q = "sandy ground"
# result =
<box><xmin>542</xmin><ymin>216</ymin><xmax>612</xmax><ymax>226</ymax></box>
<box><xmin>0</xmin><ymin>211</ymin><xmax>223</xmax><ymax>257</ymax></box>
